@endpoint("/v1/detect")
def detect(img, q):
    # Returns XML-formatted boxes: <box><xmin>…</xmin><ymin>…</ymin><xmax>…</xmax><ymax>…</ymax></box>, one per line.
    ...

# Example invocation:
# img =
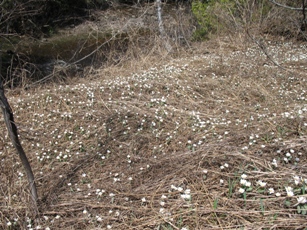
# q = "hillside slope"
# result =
<box><xmin>1</xmin><ymin>37</ymin><xmax>307</xmax><ymax>229</ymax></box>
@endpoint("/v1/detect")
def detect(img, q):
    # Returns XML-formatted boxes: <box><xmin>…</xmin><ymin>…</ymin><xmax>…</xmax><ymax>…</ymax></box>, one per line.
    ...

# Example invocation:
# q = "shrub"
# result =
<box><xmin>191</xmin><ymin>0</ymin><xmax>238</xmax><ymax>40</ymax></box>
<box><xmin>191</xmin><ymin>0</ymin><xmax>307</xmax><ymax>40</ymax></box>
<box><xmin>0</xmin><ymin>0</ymin><xmax>106</xmax><ymax>37</ymax></box>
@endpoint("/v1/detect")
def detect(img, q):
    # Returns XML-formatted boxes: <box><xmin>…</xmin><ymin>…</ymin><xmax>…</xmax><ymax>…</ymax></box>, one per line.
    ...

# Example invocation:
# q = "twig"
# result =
<box><xmin>269</xmin><ymin>0</ymin><xmax>307</xmax><ymax>11</ymax></box>
<box><xmin>246</xmin><ymin>29</ymin><xmax>287</xmax><ymax>71</ymax></box>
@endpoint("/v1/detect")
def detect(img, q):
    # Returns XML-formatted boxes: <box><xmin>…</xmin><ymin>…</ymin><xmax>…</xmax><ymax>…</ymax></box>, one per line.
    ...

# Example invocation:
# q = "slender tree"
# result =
<box><xmin>0</xmin><ymin>50</ymin><xmax>38</xmax><ymax>213</ymax></box>
<box><xmin>156</xmin><ymin>0</ymin><xmax>172</xmax><ymax>52</ymax></box>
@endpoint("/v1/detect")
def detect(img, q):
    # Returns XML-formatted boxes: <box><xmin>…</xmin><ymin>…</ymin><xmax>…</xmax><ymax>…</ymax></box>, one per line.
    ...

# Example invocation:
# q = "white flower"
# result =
<box><xmin>96</xmin><ymin>189</ymin><xmax>105</xmax><ymax>196</ymax></box>
<box><xmin>257</xmin><ymin>180</ymin><xmax>267</xmax><ymax>187</ymax></box>
<box><xmin>220</xmin><ymin>179</ymin><xmax>224</xmax><ymax>184</ymax></box>
<box><xmin>297</xmin><ymin>196</ymin><xmax>307</xmax><ymax>204</ymax></box>
<box><xmin>245</xmin><ymin>181</ymin><xmax>251</xmax><ymax>187</ymax></box>
<box><xmin>238</xmin><ymin>188</ymin><xmax>245</xmax><ymax>194</ymax></box>
<box><xmin>241</xmin><ymin>174</ymin><xmax>247</xmax><ymax>179</ymax></box>
<box><xmin>285</xmin><ymin>187</ymin><xmax>294</xmax><ymax>197</ymax></box>
<box><xmin>293</xmin><ymin>176</ymin><xmax>301</xmax><ymax>185</ymax></box>
<box><xmin>240</xmin><ymin>179</ymin><xmax>247</xmax><ymax>185</ymax></box>
<box><xmin>160</xmin><ymin>201</ymin><xmax>166</xmax><ymax>206</ymax></box>
<box><xmin>181</xmin><ymin>194</ymin><xmax>191</xmax><ymax>200</ymax></box>
<box><xmin>275</xmin><ymin>192</ymin><xmax>281</xmax><ymax>197</ymax></box>
<box><xmin>268</xmin><ymin>188</ymin><xmax>275</xmax><ymax>194</ymax></box>
<box><xmin>224</xmin><ymin>163</ymin><xmax>229</xmax><ymax>168</ymax></box>
<box><xmin>83</xmin><ymin>209</ymin><xmax>88</xmax><ymax>214</ymax></box>
<box><xmin>141</xmin><ymin>197</ymin><xmax>147</xmax><ymax>203</ymax></box>
<box><xmin>272</xmin><ymin>159</ymin><xmax>278</xmax><ymax>167</ymax></box>
<box><xmin>285</xmin><ymin>152</ymin><xmax>291</xmax><ymax>157</ymax></box>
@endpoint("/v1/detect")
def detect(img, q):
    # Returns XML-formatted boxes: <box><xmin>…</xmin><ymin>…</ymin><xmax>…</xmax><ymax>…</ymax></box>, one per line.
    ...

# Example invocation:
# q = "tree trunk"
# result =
<box><xmin>0</xmin><ymin>78</ymin><xmax>38</xmax><ymax>213</ymax></box>
<box><xmin>156</xmin><ymin>0</ymin><xmax>172</xmax><ymax>52</ymax></box>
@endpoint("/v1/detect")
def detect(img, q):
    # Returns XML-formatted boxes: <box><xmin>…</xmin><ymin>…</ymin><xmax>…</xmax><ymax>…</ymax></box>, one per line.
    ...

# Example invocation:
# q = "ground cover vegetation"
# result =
<box><xmin>1</xmin><ymin>0</ymin><xmax>307</xmax><ymax>229</ymax></box>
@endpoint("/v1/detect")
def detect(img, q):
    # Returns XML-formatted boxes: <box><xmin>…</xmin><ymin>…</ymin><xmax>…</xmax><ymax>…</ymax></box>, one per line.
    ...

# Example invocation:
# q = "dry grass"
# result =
<box><xmin>1</xmin><ymin>35</ymin><xmax>307</xmax><ymax>230</ymax></box>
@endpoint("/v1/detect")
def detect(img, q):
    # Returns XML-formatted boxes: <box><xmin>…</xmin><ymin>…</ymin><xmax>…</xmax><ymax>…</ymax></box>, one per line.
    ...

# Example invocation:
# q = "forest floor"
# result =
<box><xmin>1</xmin><ymin>30</ymin><xmax>307</xmax><ymax>229</ymax></box>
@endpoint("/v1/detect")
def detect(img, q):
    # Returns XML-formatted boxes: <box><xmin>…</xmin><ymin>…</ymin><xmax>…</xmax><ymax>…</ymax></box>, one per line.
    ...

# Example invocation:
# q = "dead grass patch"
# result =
<box><xmin>1</xmin><ymin>36</ymin><xmax>307</xmax><ymax>229</ymax></box>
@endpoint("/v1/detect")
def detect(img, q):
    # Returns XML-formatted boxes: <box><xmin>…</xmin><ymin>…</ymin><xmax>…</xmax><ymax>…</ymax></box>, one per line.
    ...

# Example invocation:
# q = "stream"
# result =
<box><xmin>0</xmin><ymin>3</ymin><xmax>192</xmax><ymax>87</ymax></box>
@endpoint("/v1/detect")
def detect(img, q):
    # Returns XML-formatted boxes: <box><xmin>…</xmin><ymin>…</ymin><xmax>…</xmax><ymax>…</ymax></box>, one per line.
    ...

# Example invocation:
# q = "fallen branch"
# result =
<box><xmin>246</xmin><ymin>29</ymin><xmax>287</xmax><ymax>71</ymax></box>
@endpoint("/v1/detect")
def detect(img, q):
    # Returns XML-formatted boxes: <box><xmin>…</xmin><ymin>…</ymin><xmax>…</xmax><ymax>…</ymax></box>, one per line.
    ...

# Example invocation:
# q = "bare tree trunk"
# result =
<box><xmin>0</xmin><ymin>54</ymin><xmax>38</xmax><ymax>213</ymax></box>
<box><xmin>302</xmin><ymin>0</ymin><xmax>307</xmax><ymax>30</ymax></box>
<box><xmin>156</xmin><ymin>0</ymin><xmax>172</xmax><ymax>52</ymax></box>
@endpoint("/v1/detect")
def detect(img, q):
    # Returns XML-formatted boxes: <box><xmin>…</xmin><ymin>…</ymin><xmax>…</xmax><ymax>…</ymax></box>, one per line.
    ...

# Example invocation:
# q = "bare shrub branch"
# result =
<box><xmin>269</xmin><ymin>0</ymin><xmax>306</xmax><ymax>11</ymax></box>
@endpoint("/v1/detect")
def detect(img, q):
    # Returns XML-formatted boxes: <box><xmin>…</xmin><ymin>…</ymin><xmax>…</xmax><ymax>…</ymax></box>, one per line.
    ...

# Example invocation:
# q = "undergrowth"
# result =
<box><xmin>1</xmin><ymin>35</ymin><xmax>307</xmax><ymax>229</ymax></box>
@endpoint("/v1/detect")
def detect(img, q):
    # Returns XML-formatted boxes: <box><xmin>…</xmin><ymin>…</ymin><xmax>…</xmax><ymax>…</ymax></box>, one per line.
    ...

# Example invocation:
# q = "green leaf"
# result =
<box><xmin>294</xmin><ymin>188</ymin><xmax>301</xmax><ymax>194</ymax></box>
<box><xmin>243</xmin><ymin>192</ymin><xmax>247</xmax><ymax>202</ymax></box>
<box><xmin>213</xmin><ymin>198</ymin><xmax>218</xmax><ymax>209</ymax></box>
<box><xmin>260</xmin><ymin>198</ymin><xmax>265</xmax><ymax>215</ymax></box>
<box><xmin>297</xmin><ymin>205</ymin><xmax>301</xmax><ymax>214</ymax></box>
<box><xmin>302</xmin><ymin>184</ymin><xmax>306</xmax><ymax>195</ymax></box>
<box><xmin>257</xmin><ymin>188</ymin><xmax>265</xmax><ymax>193</ymax></box>
<box><xmin>284</xmin><ymin>200</ymin><xmax>291</xmax><ymax>207</ymax></box>
<box><xmin>297</xmin><ymin>204</ymin><xmax>307</xmax><ymax>215</ymax></box>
